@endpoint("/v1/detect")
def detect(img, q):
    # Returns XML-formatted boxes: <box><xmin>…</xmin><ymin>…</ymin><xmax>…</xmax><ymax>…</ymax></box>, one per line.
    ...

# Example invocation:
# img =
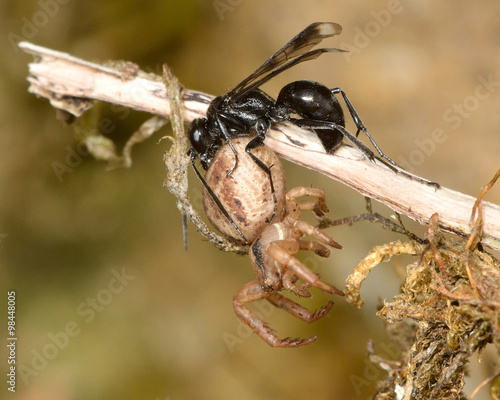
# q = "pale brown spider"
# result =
<box><xmin>201</xmin><ymin>138</ymin><xmax>343</xmax><ymax>346</ymax></box>
<box><xmin>233</xmin><ymin>186</ymin><xmax>344</xmax><ymax>347</ymax></box>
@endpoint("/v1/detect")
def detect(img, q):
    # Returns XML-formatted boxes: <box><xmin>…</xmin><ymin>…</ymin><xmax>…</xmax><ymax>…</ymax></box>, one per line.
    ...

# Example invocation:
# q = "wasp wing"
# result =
<box><xmin>233</xmin><ymin>47</ymin><xmax>346</xmax><ymax>101</ymax></box>
<box><xmin>228</xmin><ymin>22</ymin><xmax>344</xmax><ymax>101</ymax></box>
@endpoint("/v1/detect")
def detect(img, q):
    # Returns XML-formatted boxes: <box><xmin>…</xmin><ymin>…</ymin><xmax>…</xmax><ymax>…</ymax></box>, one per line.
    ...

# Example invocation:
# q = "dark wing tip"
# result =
<box><xmin>307</xmin><ymin>22</ymin><xmax>343</xmax><ymax>37</ymax></box>
<box><xmin>227</xmin><ymin>22</ymin><xmax>344</xmax><ymax>99</ymax></box>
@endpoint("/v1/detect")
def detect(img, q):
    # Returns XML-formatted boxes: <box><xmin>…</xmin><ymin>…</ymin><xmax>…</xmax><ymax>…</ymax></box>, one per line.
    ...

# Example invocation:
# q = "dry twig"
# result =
<box><xmin>19</xmin><ymin>41</ymin><xmax>500</xmax><ymax>252</ymax></box>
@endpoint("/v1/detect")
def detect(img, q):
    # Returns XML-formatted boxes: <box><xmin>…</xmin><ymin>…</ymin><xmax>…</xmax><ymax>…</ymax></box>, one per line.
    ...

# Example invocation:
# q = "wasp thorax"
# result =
<box><xmin>202</xmin><ymin>137</ymin><xmax>286</xmax><ymax>244</ymax></box>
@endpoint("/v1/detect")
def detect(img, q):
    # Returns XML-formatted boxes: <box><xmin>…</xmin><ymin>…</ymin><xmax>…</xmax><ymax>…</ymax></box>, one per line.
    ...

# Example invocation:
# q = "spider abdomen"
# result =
<box><xmin>202</xmin><ymin>137</ymin><xmax>286</xmax><ymax>243</ymax></box>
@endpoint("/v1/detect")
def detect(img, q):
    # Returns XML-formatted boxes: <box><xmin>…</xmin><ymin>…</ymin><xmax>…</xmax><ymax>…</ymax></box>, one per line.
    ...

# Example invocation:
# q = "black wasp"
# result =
<box><xmin>187</xmin><ymin>22</ymin><xmax>435</xmax><ymax>242</ymax></box>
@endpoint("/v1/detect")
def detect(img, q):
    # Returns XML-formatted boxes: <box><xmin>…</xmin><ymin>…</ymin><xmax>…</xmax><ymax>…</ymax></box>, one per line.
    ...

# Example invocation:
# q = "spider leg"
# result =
<box><xmin>285</xmin><ymin>186</ymin><xmax>329</xmax><ymax>218</ymax></box>
<box><xmin>293</xmin><ymin>220</ymin><xmax>342</xmax><ymax>250</ymax></box>
<box><xmin>279</xmin><ymin>239</ymin><xmax>334</xmax><ymax>293</ymax></box>
<box><xmin>297</xmin><ymin>239</ymin><xmax>331</xmax><ymax>257</ymax></box>
<box><xmin>281</xmin><ymin>269</ymin><xmax>312</xmax><ymax>297</ymax></box>
<box><xmin>267</xmin><ymin>241</ymin><xmax>344</xmax><ymax>296</ymax></box>
<box><xmin>266</xmin><ymin>292</ymin><xmax>334</xmax><ymax>323</ymax></box>
<box><xmin>233</xmin><ymin>280</ymin><xmax>317</xmax><ymax>347</ymax></box>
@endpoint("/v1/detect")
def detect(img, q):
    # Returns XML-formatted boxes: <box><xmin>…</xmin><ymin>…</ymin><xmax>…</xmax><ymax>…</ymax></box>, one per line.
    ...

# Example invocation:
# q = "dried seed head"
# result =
<box><xmin>202</xmin><ymin>137</ymin><xmax>286</xmax><ymax>244</ymax></box>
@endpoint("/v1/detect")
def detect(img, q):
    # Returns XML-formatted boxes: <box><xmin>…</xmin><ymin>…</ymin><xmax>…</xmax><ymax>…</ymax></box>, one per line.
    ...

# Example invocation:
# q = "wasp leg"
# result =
<box><xmin>245</xmin><ymin>135</ymin><xmax>278</xmax><ymax>223</ymax></box>
<box><xmin>190</xmin><ymin>153</ymin><xmax>248</xmax><ymax>242</ymax></box>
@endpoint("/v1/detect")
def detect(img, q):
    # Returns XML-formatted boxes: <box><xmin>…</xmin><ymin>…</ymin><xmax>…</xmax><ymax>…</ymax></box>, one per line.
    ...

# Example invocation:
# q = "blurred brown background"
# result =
<box><xmin>1</xmin><ymin>1</ymin><xmax>499</xmax><ymax>399</ymax></box>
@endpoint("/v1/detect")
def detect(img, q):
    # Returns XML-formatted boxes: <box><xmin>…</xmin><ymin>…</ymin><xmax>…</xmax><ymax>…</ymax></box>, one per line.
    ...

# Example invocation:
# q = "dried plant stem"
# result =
<box><xmin>19</xmin><ymin>41</ymin><xmax>500</xmax><ymax>252</ymax></box>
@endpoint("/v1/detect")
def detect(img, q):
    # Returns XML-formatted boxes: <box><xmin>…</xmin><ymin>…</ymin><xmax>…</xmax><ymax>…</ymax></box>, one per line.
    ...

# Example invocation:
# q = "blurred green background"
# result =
<box><xmin>1</xmin><ymin>1</ymin><xmax>499</xmax><ymax>399</ymax></box>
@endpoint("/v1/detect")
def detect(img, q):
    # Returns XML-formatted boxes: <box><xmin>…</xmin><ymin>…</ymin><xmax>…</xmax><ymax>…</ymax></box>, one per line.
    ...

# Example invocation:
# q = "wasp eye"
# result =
<box><xmin>188</xmin><ymin>119</ymin><xmax>208</xmax><ymax>153</ymax></box>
